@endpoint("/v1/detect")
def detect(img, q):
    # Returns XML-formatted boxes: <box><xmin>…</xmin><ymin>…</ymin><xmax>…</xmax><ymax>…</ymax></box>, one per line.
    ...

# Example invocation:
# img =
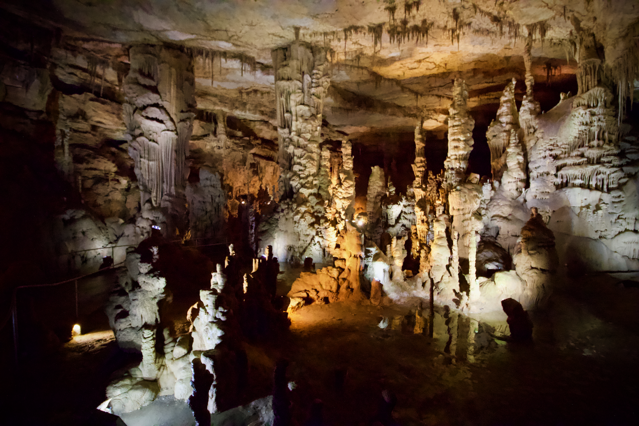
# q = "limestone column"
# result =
<box><xmin>272</xmin><ymin>42</ymin><xmax>331</xmax><ymax>262</ymax></box>
<box><xmin>501</xmin><ymin>130</ymin><xmax>527</xmax><ymax>199</ymax></box>
<box><xmin>444</xmin><ymin>79</ymin><xmax>475</xmax><ymax>189</ymax></box>
<box><xmin>272</xmin><ymin>42</ymin><xmax>330</xmax><ymax>199</ymax></box>
<box><xmin>486</xmin><ymin>79</ymin><xmax>519</xmax><ymax>182</ymax></box>
<box><xmin>519</xmin><ymin>31</ymin><xmax>541</xmax><ymax>136</ymax></box>
<box><xmin>413</xmin><ymin>120</ymin><xmax>430</xmax><ymax>247</ymax></box>
<box><xmin>124</xmin><ymin>45</ymin><xmax>196</xmax><ymax>233</ymax></box>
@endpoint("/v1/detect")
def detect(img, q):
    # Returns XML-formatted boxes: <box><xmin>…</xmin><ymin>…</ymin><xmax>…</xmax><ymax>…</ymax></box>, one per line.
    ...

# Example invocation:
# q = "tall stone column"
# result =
<box><xmin>444</xmin><ymin>79</ymin><xmax>475</xmax><ymax>189</ymax></box>
<box><xmin>519</xmin><ymin>31</ymin><xmax>541</xmax><ymax>136</ymax></box>
<box><xmin>486</xmin><ymin>78</ymin><xmax>519</xmax><ymax>182</ymax></box>
<box><xmin>412</xmin><ymin>121</ymin><xmax>430</xmax><ymax>247</ymax></box>
<box><xmin>272</xmin><ymin>42</ymin><xmax>330</xmax><ymax>199</ymax></box>
<box><xmin>271</xmin><ymin>42</ymin><xmax>331</xmax><ymax>262</ymax></box>
<box><xmin>124</xmin><ymin>45</ymin><xmax>196</xmax><ymax>234</ymax></box>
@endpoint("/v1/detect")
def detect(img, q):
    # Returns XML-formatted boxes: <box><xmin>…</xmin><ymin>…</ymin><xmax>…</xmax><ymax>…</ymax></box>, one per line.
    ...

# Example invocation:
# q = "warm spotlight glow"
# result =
<box><xmin>72</xmin><ymin>324</ymin><xmax>81</xmax><ymax>336</ymax></box>
<box><xmin>357</xmin><ymin>219</ymin><xmax>365</xmax><ymax>226</ymax></box>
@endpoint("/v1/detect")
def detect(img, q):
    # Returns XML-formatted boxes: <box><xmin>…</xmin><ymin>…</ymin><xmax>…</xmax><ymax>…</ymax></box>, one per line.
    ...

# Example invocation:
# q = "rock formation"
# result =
<box><xmin>124</xmin><ymin>45</ymin><xmax>196</xmax><ymax>235</ymax></box>
<box><xmin>487</xmin><ymin>79</ymin><xmax>519</xmax><ymax>182</ymax></box>
<box><xmin>444</xmin><ymin>79</ymin><xmax>475</xmax><ymax>189</ymax></box>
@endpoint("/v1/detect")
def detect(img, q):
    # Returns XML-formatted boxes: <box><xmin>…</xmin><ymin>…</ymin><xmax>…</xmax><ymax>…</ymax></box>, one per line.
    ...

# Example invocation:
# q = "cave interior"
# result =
<box><xmin>1</xmin><ymin>0</ymin><xmax>639</xmax><ymax>425</ymax></box>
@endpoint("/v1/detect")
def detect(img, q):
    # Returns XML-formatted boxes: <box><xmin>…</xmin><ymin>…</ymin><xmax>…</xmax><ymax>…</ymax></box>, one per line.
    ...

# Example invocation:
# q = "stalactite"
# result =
<box><xmin>367</xmin><ymin>23</ymin><xmax>385</xmax><ymax>51</ymax></box>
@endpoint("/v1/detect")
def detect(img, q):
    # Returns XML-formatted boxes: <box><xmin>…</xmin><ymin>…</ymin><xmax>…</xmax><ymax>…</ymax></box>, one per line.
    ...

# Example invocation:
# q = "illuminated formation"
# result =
<box><xmin>3</xmin><ymin>1</ymin><xmax>639</xmax><ymax>424</ymax></box>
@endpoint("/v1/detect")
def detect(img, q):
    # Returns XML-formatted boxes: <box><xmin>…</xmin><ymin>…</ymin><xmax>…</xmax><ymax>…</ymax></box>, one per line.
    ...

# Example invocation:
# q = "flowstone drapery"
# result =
<box><xmin>124</xmin><ymin>45</ymin><xmax>196</xmax><ymax>234</ymax></box>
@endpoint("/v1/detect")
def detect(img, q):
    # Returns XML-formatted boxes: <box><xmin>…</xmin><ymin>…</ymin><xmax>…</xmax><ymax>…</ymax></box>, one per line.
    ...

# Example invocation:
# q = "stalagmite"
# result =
<box><xmin>501</xmin><ymin>130</ymin><xmax>527</xmax><ymax>199</ymax></box>
<box><xmin>271</xmin><ymin>41</ymin><xmax>332</xmax><ymax>262</ymax></box>
<box><xmin>444</xmin><ymin>79</ymin><xmax>475</xmax><ymax>189</ymax></box>
<box><xmin>412</xmin><ymin>121</ymin><xmax>430</xmax><ymax>258</ymax></box>
<box><xmin>272</xmin><ymin>42</ymin><xmax>330</xmax><ymax>198</ymax></box>
<box><xmin>487</xmin><ymin>79</ymin><xmax>519</xmax><ymax>182</ymax></box>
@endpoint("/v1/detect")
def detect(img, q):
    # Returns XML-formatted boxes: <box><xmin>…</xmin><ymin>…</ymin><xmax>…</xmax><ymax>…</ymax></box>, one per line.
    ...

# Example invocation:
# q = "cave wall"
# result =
<box><xmin>0</xmin><ymin>11</ymin><xmax>280</xmax><ymax>280</ymax></box>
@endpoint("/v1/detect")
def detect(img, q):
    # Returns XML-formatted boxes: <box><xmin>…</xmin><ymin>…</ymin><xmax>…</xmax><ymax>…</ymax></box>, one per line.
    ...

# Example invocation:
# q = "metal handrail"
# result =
<box><xmin>6</xmin><ymin>237</ymin><xmax>228</xmax><ymax>365</ymax></box>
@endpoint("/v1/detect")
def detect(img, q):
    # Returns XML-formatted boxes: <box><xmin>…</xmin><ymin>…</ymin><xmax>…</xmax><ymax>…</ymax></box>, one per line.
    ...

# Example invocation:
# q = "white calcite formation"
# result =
<box><xmin>124</xmin><ymin>45</ymin><xmax>196</xmax><ymax>234</ymax></box>
<box><xmin>526</xmin><ymin>85</ymin><xmax>639</xmax><ymax>271</ymax></box>
<box><xmin>487</xmin><ymin>78</ymin><xmax>519</xmax><ymax>182</ymax></box>
<box><xmin>519</xmin><ymin>32</ymin><xmax>541</xmax><ymax>137</ymax></box>
<box><xmin>412</xmin><ymin>122</ymin><xmax>430</xmax><ymax>261</ymax></box>
<box><xmin>429</xmin><ymin>206</ymin><xmax>455</xmax><ymax>305</ymax></box>
<box><xmin>269</xmin><ymin>41</ymin><xmax>336</xmax><ymax>263</ymax></box>
<box><xmin>500</xmin><ymin>130</ymin><xmax>527</xmax><ymax>199</ymax></box>
<box><xmin>106</xmin><ymin>248</ymin><xmax>169</xmax><ymax>351</ymax></box>
<box><xmin>444</xmin><ymin>79</ymin><xmax>475</xmax><ymax>189</ymax></box>
<box><xmin>105</xmin><ymin>252</ymin><xmax>242</xmax><ymax>416</ymax></box>
<box><xmin>448</xmin><ymin>183</ymin><xmax>483</xmax><ymax>258</ymax></box>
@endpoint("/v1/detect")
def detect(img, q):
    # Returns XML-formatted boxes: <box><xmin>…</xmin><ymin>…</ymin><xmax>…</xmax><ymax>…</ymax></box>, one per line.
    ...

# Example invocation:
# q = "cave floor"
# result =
<box><xmin>284</xmin><ymin>293</ymin><xmax>639</xmax><ymax>426</ymax></box>
<box><xmin>4</xmin><ymin>270</ymin><xmax>639</xmax><ymax>426</ymax></box>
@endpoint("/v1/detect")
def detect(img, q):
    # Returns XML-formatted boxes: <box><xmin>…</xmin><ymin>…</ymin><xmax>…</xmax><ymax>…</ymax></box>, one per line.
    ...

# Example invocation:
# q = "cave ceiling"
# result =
<box><xmin>4</xmin><ymin>0</ymin><xmax>638</xmax><ymax>140</ymax></box>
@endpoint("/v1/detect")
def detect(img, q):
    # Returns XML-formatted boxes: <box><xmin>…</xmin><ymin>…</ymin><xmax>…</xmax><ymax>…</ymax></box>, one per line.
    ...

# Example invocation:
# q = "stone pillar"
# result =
<box><xmin>501</xmin><ymin>130</ymin><xmax>527</xmax><ymax>199</ymax></box>
<box><xmin>444</xmin><ymin>79</ymin><xmax>475</xmax><ymax>189</ymax></box>
<box><xmin>124</xmin><ymin>45</ymin><xmax>196</xmax><ymax>233</ymax></box>
<box><xmin>519</xmin><ymin>32</ymin><xmax>541</xmax><ymax>136</ymax></box>
<box><xmin>272</xmin><ymin>42</ymin><xmax>330</xmax><ymax>199</ymax></box>
<box><xmin>486</xmin><ymin>78</ymin><xmax>519</xmax><ymax>182</ymax></box>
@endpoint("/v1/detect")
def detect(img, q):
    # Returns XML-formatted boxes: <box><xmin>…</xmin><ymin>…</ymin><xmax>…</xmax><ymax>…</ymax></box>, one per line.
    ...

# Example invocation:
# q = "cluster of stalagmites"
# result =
<box><xmin>291</xmin><ymin>66</ymin><xmax>637</xmax><ymax>317</ymax></box>
<box><xmin>104</xmin><ymin>238</ymin><xmax>288</xmax><ymax>419</ymax></box>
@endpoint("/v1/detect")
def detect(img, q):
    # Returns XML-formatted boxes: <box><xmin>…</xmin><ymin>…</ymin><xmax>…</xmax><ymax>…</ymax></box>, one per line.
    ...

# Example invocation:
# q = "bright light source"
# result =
<box><xmin>152</xmin><ymin>225</ymin><xmax>161</xmax><ymax>230</ymax></box>
<box><xmin>241</xmin><ymin>200</ymin><xmax>246</xmax><ymax>204</ymax></box>
<box><xmin>357</xmin><ymin>219</ymin><xmax>365</xmax><ymax>226</ymax></box>
<box><xmin>72</xmin><ymin>324</ymin><xmax>81</xmax><ymax>337</ymax></box>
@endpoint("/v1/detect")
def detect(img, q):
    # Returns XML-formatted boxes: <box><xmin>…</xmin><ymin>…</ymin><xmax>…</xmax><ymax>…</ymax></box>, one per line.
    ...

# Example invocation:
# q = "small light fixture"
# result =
<box><xmin>72</xmin><ymin>324</ymin><xmax>81</xmax><ymax>337</ymax></box>
<box><xmin>357</xmin><ymin>219</ymin><xmax>365</xmax><ymax>227</ymax></box>
<box><xmin>241</xmin><ymin>200</ymin><xmax>246</xmax><ymax>204</ymax></box>
<box><xmin>152</xmin><ymin>225</ymin><xmax>161</xmax><ymax>230</ymax></box>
